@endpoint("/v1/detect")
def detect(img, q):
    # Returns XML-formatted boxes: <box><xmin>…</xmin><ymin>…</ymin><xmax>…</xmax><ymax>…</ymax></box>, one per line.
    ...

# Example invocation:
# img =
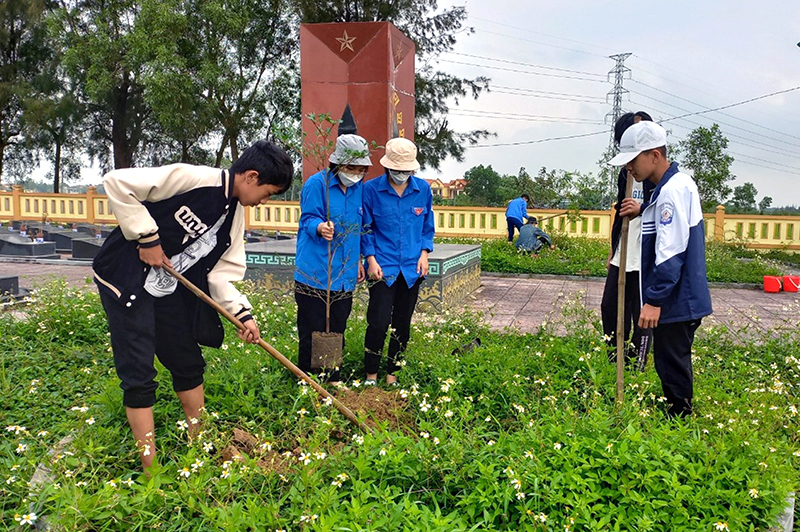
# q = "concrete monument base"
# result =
<box><xmin>245</xmin><ymin>240</ymin><xmax>481</xmax><ymax>312</ymax></box>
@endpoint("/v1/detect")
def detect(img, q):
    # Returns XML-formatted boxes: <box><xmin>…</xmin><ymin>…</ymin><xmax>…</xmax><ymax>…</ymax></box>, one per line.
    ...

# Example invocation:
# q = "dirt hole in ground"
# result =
<box><xmin>333</xmin><ymin>387</ymin><xmax>412</xmax><ymax>432</ymax></box>
<box><xmin>219</xmin><ymin>389</ymin><xmax>411</xmax><ymax>473</ymax></box>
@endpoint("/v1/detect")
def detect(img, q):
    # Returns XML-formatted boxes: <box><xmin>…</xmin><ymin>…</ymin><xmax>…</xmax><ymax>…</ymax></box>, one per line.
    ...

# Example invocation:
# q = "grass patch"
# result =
<box><xmin>438</xmin><ymin>235</ymin><xmax>789</xmax><ymax>283</ymax></box>
<box><xmin>1</xmin><ymin>282</ymin><xmax>799</xmax><ymax>530</ymax></box>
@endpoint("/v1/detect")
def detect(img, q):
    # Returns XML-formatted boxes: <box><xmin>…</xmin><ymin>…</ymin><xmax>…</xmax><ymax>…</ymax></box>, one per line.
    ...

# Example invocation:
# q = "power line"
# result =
<box><xmin>451</xmin><ymin>111</ymin><xmax>605</xmax><ymax>125</ymax></box>
<box><xmin>491</xmin><ymin>85</ymin><xmax>606</xmax><ymax>103</ymax></box>
<box><xmin>660</xmin><ymin>86</ymin><xmax>800</xmax><ymax>123</ymax></box>
<box><xmin>470</xmin><ymin>16</ymin><xmax>618</xmax><ymax>55</ymax></box>
<box><xmin>471</xmin><ymin>130</ymin><xmax>607</xmax><ymax>148</ymax></box>
<box><xmin>438</xmin><ymin>59</ymin><xmax>608</xmax><ymax>83</ymax></box>
<box><xmin>445</xmin><ymin>52</ymin><xmax>606</xmax><ymax>78</ymax></box>
<box><xmin>491</xmin><ymin>89</ymin><xmax>608</xmax><ymax>104</ymax></box>
<box><xmin>470</xmin><ymin>27</ymin><xmax>608</xmax><ymax>58</ymax></box>
<box><xmin>454</xmin><ymin>108</ymin><xmax>604</xmax><ymax>122</ymax></box>
<box><xmin>631</xmin><ymin>79</ymin><xmax>800</xmax><ymax>141</ymax></box>
<box><xmin>628</xmin><ymin>89</ymin><xmax>800</xmax><ymax>150</ymax></box>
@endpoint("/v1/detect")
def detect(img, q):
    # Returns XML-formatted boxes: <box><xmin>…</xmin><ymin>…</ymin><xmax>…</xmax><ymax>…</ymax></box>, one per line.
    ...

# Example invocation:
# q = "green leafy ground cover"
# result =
<box><xmin>439</xmin><ymin>235</ymin><xmax>791</xmax><ymax>283</ymax></box>
<box><xmin>2</xmin><ymin>281</ymin><xmax>800</xmax><ymax>531</ymax></box>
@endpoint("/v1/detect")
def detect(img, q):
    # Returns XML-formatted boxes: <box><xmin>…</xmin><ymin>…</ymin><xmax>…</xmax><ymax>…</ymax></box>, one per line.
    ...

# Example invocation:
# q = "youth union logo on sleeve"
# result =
<box><xmin>660</xmin><ymin>205</ymin><xmax>674</xmax><ymax>225</ymax></box>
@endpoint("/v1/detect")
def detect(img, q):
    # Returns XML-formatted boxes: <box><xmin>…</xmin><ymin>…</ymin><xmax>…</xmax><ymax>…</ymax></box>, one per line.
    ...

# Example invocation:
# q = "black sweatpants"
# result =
<box><xmin>653</xmin><ymin>319</ymin><xmax>701</xmax><ymax>414</ymax></box>
<box><xmin>294</xmin><ymin>282</ymin><xmax>353</xmax><ymax>382</ymax></box>
<box><xmin>99</xmin><ymin>287</ymin><xmax>205</xmax><ymax>408</ymax></box>
<box><xmin>364</xmin><ymin>274</ymin><xmax>422</xmax><ymax>376</ymax></box>
<box><xmin>601</xmin><ymin>265</ymin><xmax>652</xmax><ymax>364</ymax></box>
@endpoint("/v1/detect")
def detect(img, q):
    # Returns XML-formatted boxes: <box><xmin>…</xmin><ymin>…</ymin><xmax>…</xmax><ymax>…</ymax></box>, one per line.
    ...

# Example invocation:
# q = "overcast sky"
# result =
<box><xmin>422</xmin><ymin>0</ymin><xmax>800</xmax><ymax>207</ymax></box>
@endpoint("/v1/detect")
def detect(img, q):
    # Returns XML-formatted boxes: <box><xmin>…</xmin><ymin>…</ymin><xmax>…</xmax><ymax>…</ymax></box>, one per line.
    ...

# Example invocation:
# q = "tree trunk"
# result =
<box><xmin>181</xmin><ymin>140</ymin><xmax>189</xmax><ymax>163</ymax></box>
<box><xmin>230</xmin><ymin>132</ymin><xmax>239</xmax><ymax>162</ymax></box>
<box><xmin>0</xmin><ymin>142</ymin><xmax>5</xmax><ymax>184</ymax></box>
<box><xmin>112</xmin><ymin>81</ymin><xmax>133</xmax><ymax>169</ymax></box>
<box><xmin>53</xmin><ymin>142</ymin><xmax>61</xmax><ymax>194</ymax></box>
<box><xmin>214</xmin><ymin>130</ymin><xmax>231</xmax><ymax>167</ymax></box>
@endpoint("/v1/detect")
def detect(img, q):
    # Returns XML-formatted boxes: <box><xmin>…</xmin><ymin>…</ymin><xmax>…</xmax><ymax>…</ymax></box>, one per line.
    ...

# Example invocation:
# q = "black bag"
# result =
<box><xmin>182</xmin><ymin>267</ymin><xmax>224</xmax><ymax>348</ymax></box>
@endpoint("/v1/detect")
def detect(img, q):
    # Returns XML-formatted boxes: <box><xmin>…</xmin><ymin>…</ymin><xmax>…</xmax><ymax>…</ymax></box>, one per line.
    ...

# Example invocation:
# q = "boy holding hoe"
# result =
<box><xmin>94</xmin><ymin>140</ymin><xmax>293</xmax><ymax>469</ymax></box>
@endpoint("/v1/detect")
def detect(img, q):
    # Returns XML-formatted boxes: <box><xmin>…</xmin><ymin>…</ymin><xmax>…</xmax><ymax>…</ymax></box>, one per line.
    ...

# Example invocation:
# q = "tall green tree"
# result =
<box><xmin>463</xmin><ymin>164</ymin><xmax>504</xmax><ymax>207</ymax></box>
<box><xmin>728</xmin><ymin>182</ymin><xmax>758</xmax><ymax>213</ymax></box>
<box><xmin>678</xmin><ymin>124</ymin><xmax>734</xmax><ymax>211</ymax></box>
<box><xmin>0</xmin><ymin>0</ymin><xmax>49</xmax><ymax>182</ymax></box>
<box><xmin>137</xmin><ymin>0</ymin><xmax>297</xmax><ymax>166</ymax></box>
<box><xmin>294</xmin><ymin>0</ymin><xmax>491</xmax><ymax>170</ymax></box>
<box><xmin>758</xmin><ymin>195</ymin><xmax>772</xmax><ymax>214</ymax></box>
<box><xmin>531</xmin><ymin>167</ymin><xmax>571</xmax><ymax>209</ymax></box>
<box><xmin>56</xmin><ymin>0</ymin><xmax>151</xmax><ymax>170</ymax></box>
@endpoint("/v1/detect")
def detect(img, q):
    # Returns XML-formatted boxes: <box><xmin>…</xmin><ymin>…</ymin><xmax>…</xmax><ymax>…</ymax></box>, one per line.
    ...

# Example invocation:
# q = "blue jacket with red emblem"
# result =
<box><xmin>640</xmin><ymin>162</ymin><xmax>712</xmax><ymax>324</ymax></box>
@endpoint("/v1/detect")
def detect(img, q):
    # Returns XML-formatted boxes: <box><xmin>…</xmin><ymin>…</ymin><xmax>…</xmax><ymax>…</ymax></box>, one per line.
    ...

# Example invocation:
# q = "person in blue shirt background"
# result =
<box><xmin>295</xmin><ymin>134</ymin><xmax>370</xmax><ymax>384</ymax></box>
<box><xmin>505</xmin><ymin>194</ymin><xmax>530</xmax><ymax>242</ymax></box>
<box><xmin>362</xmin><ymin>138</ymin><xmax>434</xmax><ymax>386</ymax></box>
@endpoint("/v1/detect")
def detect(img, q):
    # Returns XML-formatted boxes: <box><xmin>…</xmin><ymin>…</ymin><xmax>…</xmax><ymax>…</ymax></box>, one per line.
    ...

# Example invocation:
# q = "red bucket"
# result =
<box><xmin>784</xmin><ymin>275</ymin><xmax>799</xmax><ymax>293</ymax></box>
<box><xmin>764</xmin><ymin>276</ymin><xmax>782</xmax><ymax>293</ymax></box>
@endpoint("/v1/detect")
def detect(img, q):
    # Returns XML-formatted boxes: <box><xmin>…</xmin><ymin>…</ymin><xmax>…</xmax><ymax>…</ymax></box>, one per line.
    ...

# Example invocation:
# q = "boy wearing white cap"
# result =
<box><xmin>611</xmin><ymin>121</ymin><xmax>712</xmax><ymax>417</ymax></box>
<box><xmin>361</xmin><ymin>138</ymin><xmax>435</xmax><ymax>386</ymax></box>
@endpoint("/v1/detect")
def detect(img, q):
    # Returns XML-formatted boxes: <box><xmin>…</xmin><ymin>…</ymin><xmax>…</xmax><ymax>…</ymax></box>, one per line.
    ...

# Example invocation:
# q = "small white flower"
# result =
<box><xmin>85</xmin><ymin>417</ymin><xmax>95</xmax><ymax>425</ymax></box>
<box><xmin>297</xmin><ymin>408</ymin><xmax>308</xmax><ymax>416</ymax></box>
<box><xmin>352</xmin><ymin>435</ymin><xmax>364</xmax><ymax>445</ymax></box>
<box><xmin>106</xmin><ymin>479</ymin><xmax>117</xmax><ymax>487</ymax></box>
<box><xmin>379</xmin><ymin>447</ymin><xmax>387</xmax><ymax>456</ymax></box>
<box><xmin>203</xmin><ymin>442</ymin><xmax>214</xmax><ymax>453</ymax></box>
<box><xmin>516</xmin><ymin>491</ymin><xmax>526</xmax><ymax>500</ymax></box>
<box><xmin>419</xmin><ymin>401</ymin><xmax>431</xmax><ymax>412</ymax></box>
<box><xmin>122</xmin><ymin>478</ymin><xmax>135</xmax><ymax>487</ymax></box>
<box><xmin>749</xmin><ymin>488</ymin><xmax>759</xmax><ymax>498</ymax></box>
<box><xmin>487</xmin><ymin>440</ymin><xmax>495</xmax><ymax>446</ymax></box>
<box><xmin>179</xmin><ymin>467</ymin><xmax>191</xmax><ymax>478</ymax></box>
<box><xmin>15</xmin><ymin>443</ymin><xmax>27</xmax><ymax>454</ymax></box>
<box><xmin>444</xmin><ymin>410</ymin><xmax>454</xmax><ymax>418</ymax></box>
<box><xmin>15</xmin><ymin>513</ymin><xmax>37</xmax><ymax>526</ymax></box>
<box><xmin>323</xmin><ymin>396</ymin><xmax>333</xmax><ymax>406</ymax></box>
<box><xmin>714</xmin><ymin>522</ymin><xmax>729</xmax><ymax>531</ymax></box>
<box><xmin>6</xmin><ymin>476</ymin><xmax>16</xmax><ymax>484</ymax></box>
<box><xmin>37</xmin><ymin>430</ymin><xmax>48</xmax><ymax>437</ymax></box>
<box><xmin>511</xmin><ymin>478</ymin><xmax>522</xmax><ymax>490</ymax></box>
<box><xmin>299</xmin><ymin>452</ymin><xmax>311</xmax><ymax>465</ymax></box>
<box><xmin>191</xmin><ymin>459</ymin><xmax>204</xmax><ymax>471</ymax></box>
<box><xmin>314</xmin><ymin>451</ymin><xmax>327</xmax><ymax>461</ymax></box>
<box><xmin>554</xmin><ymin>442</ymin><xmax>562</xmax><ymax>450</ymax></box>
<box><xmin>176</xmin><ymin>420</ymin><xmax>188</xmax><ymax>431</ymax></box>
<box><xmin>420</xmin><ymin>431</ymin><xmax>430</xmax><ymax>439</ymax></box>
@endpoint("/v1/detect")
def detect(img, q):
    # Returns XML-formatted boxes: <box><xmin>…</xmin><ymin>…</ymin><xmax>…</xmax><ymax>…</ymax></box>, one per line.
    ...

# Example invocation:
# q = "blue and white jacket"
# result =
<box><xmin>640</xmin><ymin>162</ymin><xmax>712</xmax><ymax>324</ymax></box>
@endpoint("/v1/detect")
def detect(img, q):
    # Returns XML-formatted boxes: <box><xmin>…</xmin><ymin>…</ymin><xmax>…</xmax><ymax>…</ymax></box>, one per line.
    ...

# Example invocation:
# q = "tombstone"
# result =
<box><xmin>0</xmin><ymin>234</ymin><xmax>59</xmax><ymax>258</ymax></box>
<box><xmin>0</xmin><ymin>275</ymin><xmax>29</xmax><ymax>304</ymax></box>
<box><xmin>71</xmin><ymin>237</ymin><xmax>104</xmax><ymax>260</ymax></box>
<box><xmin>42</xmin><ymin>231</ymin><xmax>81</xmax><ymax>253</ymax></box>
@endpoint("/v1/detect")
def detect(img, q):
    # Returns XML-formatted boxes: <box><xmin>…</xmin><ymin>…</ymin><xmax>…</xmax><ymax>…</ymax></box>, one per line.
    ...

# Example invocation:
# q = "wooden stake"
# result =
<box><xmin>615</xmin><ymin>176</ymin><xmax>635</xmax><ymax>404</ymax></box>
<box><xmin>162</xmin><ymin>264</ymin><xmax>370</xmax><ymax>433</ymax></box>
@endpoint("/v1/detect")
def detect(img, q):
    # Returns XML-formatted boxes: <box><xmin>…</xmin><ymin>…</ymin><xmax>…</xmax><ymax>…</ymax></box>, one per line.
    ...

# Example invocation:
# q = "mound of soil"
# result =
<box><xmin>220</xmin><ymin>428</ymin><xmax>292</xmax><ymax>474</ymax></box>
<box><xmin>334</xmin><ymin>387</ymin><xmax>411</xmax><ymax>432</ymax></box>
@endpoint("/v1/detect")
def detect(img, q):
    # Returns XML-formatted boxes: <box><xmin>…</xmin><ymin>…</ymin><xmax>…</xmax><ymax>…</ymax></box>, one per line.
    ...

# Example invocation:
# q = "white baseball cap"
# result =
<box><xmin>608</xmin><ymin>121</ymin><xmax>668</xmax><ymax>166</ymax></box>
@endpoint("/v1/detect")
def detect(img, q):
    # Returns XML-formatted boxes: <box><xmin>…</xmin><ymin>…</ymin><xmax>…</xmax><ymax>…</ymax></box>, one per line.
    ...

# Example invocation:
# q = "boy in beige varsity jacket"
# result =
<box><xmin>94</xmin><ymin>140</ymin><xmax>293</xmax><ymax>470</ymax></box>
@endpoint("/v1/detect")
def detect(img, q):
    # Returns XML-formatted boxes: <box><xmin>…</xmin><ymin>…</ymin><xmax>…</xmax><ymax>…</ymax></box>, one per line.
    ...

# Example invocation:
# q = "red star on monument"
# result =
<box><xmin>336</xmin><ymin>30</ymin><xmax>356</xmax><ymax>52</ymax></box>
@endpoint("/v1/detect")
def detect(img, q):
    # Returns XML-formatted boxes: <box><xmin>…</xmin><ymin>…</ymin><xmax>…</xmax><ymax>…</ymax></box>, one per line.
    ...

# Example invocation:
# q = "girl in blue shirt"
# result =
<box><xmin>295</xmin><ymin>134</ymin><xmax>371</xmax><ymax>383</ymax></box>
<box><xmin>362</xmin><ymin>138</ymin><xmax>435</xmax><ymax>386</ymax></box>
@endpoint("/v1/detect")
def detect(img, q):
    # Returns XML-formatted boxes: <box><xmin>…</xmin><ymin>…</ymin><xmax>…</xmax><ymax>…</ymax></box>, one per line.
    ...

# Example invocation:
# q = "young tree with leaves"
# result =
<box><xmin>678</xmin><ymin>123</ymin><xmax>734</xmax><ymax>211</ymax></box>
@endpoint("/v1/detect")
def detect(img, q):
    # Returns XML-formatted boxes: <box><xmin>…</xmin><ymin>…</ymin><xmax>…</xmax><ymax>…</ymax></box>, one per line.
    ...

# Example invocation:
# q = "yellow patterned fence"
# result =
<box><xmin>2</xmin><ymin>187</ymin><xmax>798</xmax><ymax>250</ymax></box>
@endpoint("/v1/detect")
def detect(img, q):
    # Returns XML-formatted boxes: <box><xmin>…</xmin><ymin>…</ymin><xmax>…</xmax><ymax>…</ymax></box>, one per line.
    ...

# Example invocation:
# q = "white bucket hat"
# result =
<box><xmin>608</xmin><ymin>121</ymin><xmax>667</xmax><ymax>166</ymax></box>
<box><xmin>329</xmin><ymin>134</ymin><xmax>372</xmax><ymax>166</ymax></box>
<box><xmin>379</xmin><ymin>138</ymin><xmax>420</xmax><ymax>172</ymax></box>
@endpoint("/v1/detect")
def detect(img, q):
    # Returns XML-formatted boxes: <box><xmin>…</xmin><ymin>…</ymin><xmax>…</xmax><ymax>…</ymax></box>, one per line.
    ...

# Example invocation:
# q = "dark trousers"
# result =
<box><xmin>294</xmin><ymin>282</ymin><xmax>353</xmax><ymax>382</ymax></box>
<box><xmin>506</xmin><ymin>217</ymin><xmax>523</xmax><ymax>242</ymax></box>
<box><xmin>364</xmin><ymin>274</ymin><xmax>422</xmax><ymax>376</ymax></box>
<box><xmin>601</xmin><ymin>265</ymin><xmax>652</xmax><ymax>365</ymax></box>
<box><xmin>99</xmin><ymin>288</ymin><xmax>205</xmax><ymax>408</ymax></box>
<box><xmin>653</xmin><ymin>319</ymin><xmax>701</xmax><ymax>415</ymax></box>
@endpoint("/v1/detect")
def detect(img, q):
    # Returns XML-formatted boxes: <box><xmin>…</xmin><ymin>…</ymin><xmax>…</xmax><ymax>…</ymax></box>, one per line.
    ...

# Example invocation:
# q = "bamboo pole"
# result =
<box><xmin>615</xmin><ymin>177</ymin><xmax>635</xmax><ymax>404</ymax></box>
<box><xmin>161</xmin><ymin>264</ymin><xmax>370</xmax><ymax>433</ymax></box>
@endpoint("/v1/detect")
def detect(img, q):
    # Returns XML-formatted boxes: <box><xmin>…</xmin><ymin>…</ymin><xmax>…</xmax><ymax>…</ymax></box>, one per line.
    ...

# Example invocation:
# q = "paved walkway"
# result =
<box><xmin>2</xmin><ymin>259</ymin><xmax>798</xmax><ymax>335</ymax></box>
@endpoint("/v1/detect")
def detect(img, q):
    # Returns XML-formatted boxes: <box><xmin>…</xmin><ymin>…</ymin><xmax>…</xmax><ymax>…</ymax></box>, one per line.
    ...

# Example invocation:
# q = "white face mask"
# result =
<box><xmin>338</xmin><ymin>171</ymin><xmax>363</xmax><ymax>188</ymax></box>
<box><xmin>388</xmin><ymin>169</ymin><xmax>413</xmax><ymax>184</ymax></box>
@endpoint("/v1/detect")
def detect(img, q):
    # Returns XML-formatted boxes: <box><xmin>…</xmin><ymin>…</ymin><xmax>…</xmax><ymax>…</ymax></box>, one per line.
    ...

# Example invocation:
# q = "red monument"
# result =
<box><xmin>300</xmin><ymin>22</ymin><xmax>415</xmax><ymax>181</ymax></box>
